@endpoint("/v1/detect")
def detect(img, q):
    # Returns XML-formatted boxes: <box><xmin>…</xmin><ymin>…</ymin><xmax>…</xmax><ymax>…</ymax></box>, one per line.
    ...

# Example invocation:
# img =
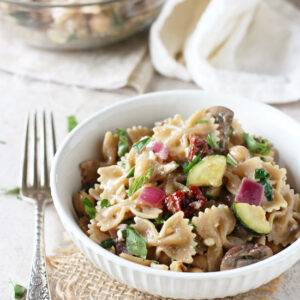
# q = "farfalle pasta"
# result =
<box><xmin>73</xmin><ymin>106</ymin><xmax>300</xmax><ymax>272</ymax></box>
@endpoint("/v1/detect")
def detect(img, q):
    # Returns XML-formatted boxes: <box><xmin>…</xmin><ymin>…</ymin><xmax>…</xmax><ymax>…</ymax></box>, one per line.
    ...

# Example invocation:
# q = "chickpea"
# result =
<box><xmin>229</xmin><ymin>145</ymin><xmax>250</xmax><ymax>163</ymax></box>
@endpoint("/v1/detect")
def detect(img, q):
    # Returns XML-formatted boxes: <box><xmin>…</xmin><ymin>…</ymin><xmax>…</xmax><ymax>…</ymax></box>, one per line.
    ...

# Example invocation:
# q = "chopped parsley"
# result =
<box><xmin>183</xmin><ymin>153</ymin><xmax>202</xmax><ymax>174</ymax></box>
<box><xmin>121</xmin><ymin>162</ymin><xmax>126</xmax><ymax>169</ymax></box>
<box><xmin>188</xmin><ymin>220</ymin><xmax>196</xmax><ymax>230</ymax></box>
<box><xmin>83</xmin><ymin>198</ymin><xmax>96</xmax><ymax>219</ymax></box>
<box><xmin>9</xmin><ymin>280</ymin><xmax>26</xmax><ymax>299</ymax></box>
<box><xmin>132</xmin><ymin>137</ymin><xmax>151</xmax><ymax>154</ymax></box>
<box><xmin>126</xmin><ymin>167</ymin><xmax>135</xmax><ymax>179</ymax></box>
<box><xmin>152</xmin><ymin>215</ymin><xmax>165</xmax><ymax>226</ymax></box>
<box><xmin>101</xmin><ymin>238</ymin><xmax>115</xmax><ymax>249</ymax></box>
<box><xmin>1</xmin><ymin>186</ymin><xmax>20</xmax><ymax>195</ymax></box>
<box><xmin>128</xmin><ymin>167</ymin><xmax>154</xmax><ymax>197</ymax></box>
<box><xmin>214</xmin><ymin>115</ymin><xmax>224</xmax><ymax>123</ymax></box>
<box><xmin>121</xmin><ymin>226</ymin><xmax>147</xmax><ymax>259</ymax></box>
<box><xmin>260</xmin><ymin>156</ymin><xmax>267</xmax><ymax>162</ymax></box>
<box><xmin>226</xmin><ymin>154</ymin><xmax>237</xmax><ymax>167</ymax></box>
<box><xmin>204</xmin><ymin>194</ymin><xmax>218</xmax><ymax>201</ymax></box>
<box><xmin>177</xmin><ymin>161</ymin><xmax>189</xmax><ymax>170</ymax></box>
<box><xmin>195</xmin><ymin>120</ymin><xmax>209</xmax><ymax>124</ymax></box>
<box><xmin>151</xmin><ymin>260</ymin><xmax>159</xmax><ymax>264</ymax></box>
<box><xmin>207</xmin><ymin>133</ymin><xmax>219</xmax><ymax>149</ymax></box>
<box><xmin>254</xmin><ymin>169</ymin><xmax>273</xmax><ymax>202</ymax></box>
<box><xmin>241</xmin><ymin>133</ymin><xmax>271</xmax><ymax>155</ymax></box>
<box><xmin>116</xmin><ymin>128</ymin><xmax>129</xmax><ymax>158</ymax></box>
<box><xmin>100</xmin><ymin>199</ymin><xmax>111</xmax><ymax>208</ymax></box>
<box><xmin>67</xmin><ymin>115</ymin><xmax>77</xmax><ymax>132</ymax></box>
<box><xmin>121</xmin><ymin>218</ymin><xmax>134</xmax><ymax>225</ymax></box>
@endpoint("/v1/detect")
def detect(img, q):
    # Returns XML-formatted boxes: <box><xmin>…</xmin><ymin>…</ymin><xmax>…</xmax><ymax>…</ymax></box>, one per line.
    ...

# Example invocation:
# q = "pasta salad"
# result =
<box><xmin>73</xmin><ymin>106</ymin><xmax>300</xmax><ymax>272</ymax></box>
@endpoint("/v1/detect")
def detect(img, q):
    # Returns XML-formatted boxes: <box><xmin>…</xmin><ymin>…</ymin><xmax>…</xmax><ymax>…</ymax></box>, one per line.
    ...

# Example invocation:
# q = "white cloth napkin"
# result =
<box><xmin>150</xmin><ymin>0</ymin><xmax>300</xmax><ymax>103</ymax></box>
<box><xmin>0</xmin><ymin>30</ymin><xmax>153</xmax><ymax>93</ymax></box>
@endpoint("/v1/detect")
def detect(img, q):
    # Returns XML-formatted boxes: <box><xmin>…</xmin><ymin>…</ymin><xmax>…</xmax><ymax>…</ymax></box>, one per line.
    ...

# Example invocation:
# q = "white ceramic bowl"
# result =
<box><xmin>50</xmin><ymin>90</ymin><xmax>300</xmax><ymax>299</ymax></box>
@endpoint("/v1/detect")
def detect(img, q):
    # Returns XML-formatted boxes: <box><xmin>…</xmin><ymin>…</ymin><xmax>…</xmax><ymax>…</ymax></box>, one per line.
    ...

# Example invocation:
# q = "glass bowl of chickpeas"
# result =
<box><xmin>0</xmin><ymin>0</ymin><xmax>164</xmax><ymax>50</ymax></box>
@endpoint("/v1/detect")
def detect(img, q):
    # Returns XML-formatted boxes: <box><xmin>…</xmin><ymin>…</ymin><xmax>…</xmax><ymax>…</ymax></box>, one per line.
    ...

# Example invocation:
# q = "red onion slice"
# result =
<box><xmin>138</xmin><ymin>187</ymin><xmax>166</xmax><ymax>207</ymax></box>
<box><xmin>147</xmin><ymin>141</ymin><xmax>169</xmax><ymax>160</ymax></box>
<box><xmin>235</xmin><ymin>178</ymin><xmax>264</xmax><ymax>206</ymax></box>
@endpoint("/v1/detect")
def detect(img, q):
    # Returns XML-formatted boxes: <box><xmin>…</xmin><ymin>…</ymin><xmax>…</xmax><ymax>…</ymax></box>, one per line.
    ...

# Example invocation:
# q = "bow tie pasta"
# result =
<box><xmin>72</xmin><ymin>106</ymin><xmax>300</xmax><ymax>272</ymax></box>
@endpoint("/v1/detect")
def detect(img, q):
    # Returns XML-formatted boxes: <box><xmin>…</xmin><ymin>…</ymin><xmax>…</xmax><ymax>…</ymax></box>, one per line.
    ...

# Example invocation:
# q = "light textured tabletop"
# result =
<box><xmin>0</xmin><ymin>70</ymin><xmax>299</xmax><ymax>299</ymax></box>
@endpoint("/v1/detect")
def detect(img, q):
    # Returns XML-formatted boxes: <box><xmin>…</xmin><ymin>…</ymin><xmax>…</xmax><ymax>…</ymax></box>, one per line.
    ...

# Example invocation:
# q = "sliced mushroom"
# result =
<box><xmin>220</xmin><ymin>243</ymin><xmax>273</xmax><ymax>271</ymax></box>
<box><xmin>207</xmin><ymin>106</ymin><xmax>234</xmax><ymax>149</ymax></box>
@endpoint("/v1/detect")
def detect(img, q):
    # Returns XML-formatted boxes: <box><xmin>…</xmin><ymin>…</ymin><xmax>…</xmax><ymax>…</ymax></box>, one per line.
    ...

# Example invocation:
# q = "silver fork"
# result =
<box><xmin>20</xmin><ymin>112</ymin><xmax>56</xmax><ymax>300</ymax></box>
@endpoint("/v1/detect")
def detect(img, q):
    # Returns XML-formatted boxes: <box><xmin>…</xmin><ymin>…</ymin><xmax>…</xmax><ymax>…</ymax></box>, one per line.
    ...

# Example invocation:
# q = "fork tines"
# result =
<box><xmin>21</xmin><ymin>111</ymin><xmax>56</xmax><ymax>195</ymax></box>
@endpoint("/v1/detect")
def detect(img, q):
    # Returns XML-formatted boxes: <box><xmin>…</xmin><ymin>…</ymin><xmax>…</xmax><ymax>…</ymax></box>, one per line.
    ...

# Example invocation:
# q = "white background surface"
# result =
<box><xmin>0</xmin><ymin>69</ymin><xmax>299</xmax><ymax>299</ymax></box>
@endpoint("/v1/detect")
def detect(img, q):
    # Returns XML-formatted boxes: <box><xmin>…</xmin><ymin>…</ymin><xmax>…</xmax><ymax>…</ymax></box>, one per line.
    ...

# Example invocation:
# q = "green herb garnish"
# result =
<box><xmin>227</xmin><ymin>126</ymin><xmax>233</xmax><ymax>138</ymax></box>
<box><xmin>1</xmin><ymin>186</ymin><xmax>20</xmax><ymax>195</ymax></box>
<box><xmin>241</xmin><ymin>133</ymin><xmax>271</xmax><ymax>155</ymax></box>
<box><xmin>100</xmin><ymin>199</ymin><xmax>111</xmax><ymax>208</ymax></box>
<box><xmin>152</xmin><ymin>215</ymin><xmax>165</xmax><ymax>226</ymax></box>
<box><xmin>126</xmin><ymin>167</ymin><xmax>135</xmax><ymax>179</ymax></box>
<box><xmin>214</xmin><ymin>115</ymin><xmax>224</xmax><ymax>122</ymax></box>
<box><xmin>183</xmin><ymin>153</ymin><xmax>201</xmax><ymax>174</ymax></box>
<box><xmin>116</xmin><ymin>128</ymin><xmax>129</xmax><ymax>158</ymax></box>
<box><xmin>0</xmin><ymin>140</ymin><xmax>6</xmax><ymax>144</ymax></box>
<box><xmin>9</xmin><ymin>280</ymin><xmax>26</xmax><ymax>299</ymax></box>
<box><xmin>101</xmin><ymin>238</ymin><xmax>115</xmax><ymax>249</ymax></box>
<box><xmin>128</xmin><ymin>167</ymin><xmax>154</xmax><ymax>197</ymax></box>
<box><xmin>170</xmin><ymin>258</ymin><xmax>176</xmax><ymax>263</ymax></box>
<box><xmin>260</xmin><ymin>157</ymin><xmax>267</xmax><ymax>162</ymax></box>
<box><xmin>122</xmin><ymin>226</ymin><xmax>147</xmax><ymax>259</ymax></box>
<box><xmin>67</xmin><ymin>115</ymin><xmax>77</xmax><ymax>132</ymax></box>
<box><xmin>195</xmin><ymin>120</ymin><xmax>209</xmax><ymax>124</ymax></box>
<box><xmin>151</xmin><ymin>260</ymin><xmax>159</xmax><ymax>264</ymax></box>
<box><xmin>121</xmin><ymin>162</ymin><xmax>126</xmax><ymax>169</ymax></box>
<box><xmin>177</xmin><ymin>161</ymin><xmax>189</xmax><ymax>169</ymax></box>
<box><xmin>83</xmin><ymin>198</ymin><xmax>96</xmax><ymax>219</ymax></box>
<box><xmin>254</xmin><ymin>169</ymin><xmax>273</xmax><ymax>202</ymax></box>
<box><xmin>226</xmin><ymin>154</ymin><xmax>237</xmax><ymax>167</ymax></box>
<box><xmin>121</xmin><ymin>218</ymin><xmax>134</xmax><ymax>225</ymax></box>
<box><xmin>132</xmin><ymin>137</ymin><xmax>151</xmax><ymax>154</ymax></box>
<box><xmin>188</xmin><ymin>220</ymin><xmax>196</xmax><ymax>230</ymax></box>
<box><xmin>207</xmin><ymin>133</ymin><xmax>219</xmax><ymax>149</ymax></box>
<box><xmin>204</xmin><ymin>194</ymin><xmax>218</xmax><ymax>201</ymax></box>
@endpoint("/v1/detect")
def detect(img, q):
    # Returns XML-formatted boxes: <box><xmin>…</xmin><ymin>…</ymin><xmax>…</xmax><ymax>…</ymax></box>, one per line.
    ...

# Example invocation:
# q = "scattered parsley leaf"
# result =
<box><xmin>9</xmin><ymin>280</ymin><xmax>26</xmax><ymax>299</ymax></box>
<box><xmin>241</xmin><ymin>133</ymin><xmax>271</xmax><ymax>155</ymax></box>
<box><xmin>177</xmin><ymin>161</ymin><xmax>189</xmax><ymax>169</ymax></box>
<box><xmin>121</xmin><ymin>162</ymin><xmax>126</xmax><ymax>169</ymax></box>
<box><xmin>1</xmin><ymin>186</ymin><xmax>20</xmax><ymax>195</ymax></box>
<box><xmin>0</xmin><ymin>140</ymin><xmax>6</xmax><ymax>144</ymax></box>
<box><xmin>183</xmin><ymin>153</ymin><xmax>202</xmax><ymax>174</ymax></box>
<box><xmin>254</xmin><ymin>169</ymin><xmax>273</xmax><ymax>202</ymax></box>
<box><xmin>122</xmin><ymin>226</ymin><xmax>147</xmax><ymax>259</ymax></box>
<box><xmin>126</xmin><ymin>167</ymin><xmax>135</xmax><ymax>179</ymax></box>
<box><xmin>128</xmin><ymin>167</ymin><xmax>154</xmax><ymax>197</ymax></box>
<box><xmin>101</xmin><ymin>238</ymin><xmax>115</xmax><ymax>249</ymax></box>
<box><xmin>83</xmin><ymin>198</ymin><xmax>96</xmax><ymax>219</ymax></box>
<box><xmin>121</xmin><ymin>218</ymin><xmax>134</xmax><ymax>225</ymax></box>
<box><xmin>67</xmin><ymin>115</ymin><xmax>77</xmax><ymax>132</ymax></box>
<box><xmin>100</xmin><ymin>199</ymin><xmax>111</xmax><ymax>208</ymax></box>
<box><xmin>260</xmin><ymin>156</ymin><xmax>267</xmax><ymax>162</ymax></box>
<box><xmin>132</xmin><ymin>137</ymin><xmax>151</xmax><ymax>154</ymax></box>
<box><xmin>195</xmin><ymin>120</ymin><xmax>209</xmax><ymax>124</ymax></box>
<box><xmin>226</xmin><ymin>154</ymin><xmax>237</xmax><ymax>167</ymax></box>
<box><xmin>152</xmin><ymin>215</ymin><xmax>165</xmax><ymax>226</ymax></box>
<box><xmin>207</xmin><ymin>133</ymin><xmax>219</xmax><ymax>149</ymax></box>
<box><xmin>151</xmin><ymin>260</ymin><xmax>159</xmax><ymax>264</ymax></box>
<box><xmin>170</xmin><ymin>258</ymin><xmax>175</xmax><ymax>263</ymax></box>
<box><xmin>227</xmin><ymin>126</ymin><xmax>233</xmax><ymax>138</ymax></box>
<box><xmin>188</xmin><ymin>220</ymin><xmax>196</xmax><ymax>230</ymax></box>
<box><xmin>116</xmin><ymin>129</ymin><xmax>129</xmax><ymax>158</ymax></box>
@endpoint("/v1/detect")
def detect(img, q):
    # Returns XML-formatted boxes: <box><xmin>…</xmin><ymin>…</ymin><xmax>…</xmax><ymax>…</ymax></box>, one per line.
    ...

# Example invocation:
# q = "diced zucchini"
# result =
<box><xmin>187</xmin><ymin>155</ymin><xmax>226</xmax><ymax>187</ymax></box>
<box><xmin>232</xmin><ymin>203</ymin><xmax>271</xmax><ymax>235</ymax></box>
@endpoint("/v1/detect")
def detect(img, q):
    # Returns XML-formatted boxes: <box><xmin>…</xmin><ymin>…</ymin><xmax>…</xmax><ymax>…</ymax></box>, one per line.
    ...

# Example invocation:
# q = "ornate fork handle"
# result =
<box><xmin>26</xmin><ymin>200</ymin><xmax>51</xmax><ymax>300</ymax></box>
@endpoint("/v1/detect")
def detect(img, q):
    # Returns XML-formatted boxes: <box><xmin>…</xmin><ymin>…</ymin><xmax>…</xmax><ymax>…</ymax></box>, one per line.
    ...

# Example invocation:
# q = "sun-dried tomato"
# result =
<box><xmin>188</xmin><ymin>134</ymin><xmax>214</xmax><ymax>162</ymax></box>
<box><xmin>164</xmin><ymin>186</ymin><xmax>207</xmax><ymax>217</ymax></box>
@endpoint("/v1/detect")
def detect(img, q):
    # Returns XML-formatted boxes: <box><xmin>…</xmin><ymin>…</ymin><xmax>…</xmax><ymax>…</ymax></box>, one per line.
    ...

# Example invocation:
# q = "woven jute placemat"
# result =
<box><xmin>46</xmin><ymin>247</ymin><xmax>283</xmax><ymax>300</ymax></box>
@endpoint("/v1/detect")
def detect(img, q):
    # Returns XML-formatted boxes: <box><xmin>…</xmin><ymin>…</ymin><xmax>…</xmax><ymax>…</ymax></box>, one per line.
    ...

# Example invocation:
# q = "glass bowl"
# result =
<box><xmin>0</xmin><ymin>0</ymin><xmax>164</xmax><ymax>50</ymax></box>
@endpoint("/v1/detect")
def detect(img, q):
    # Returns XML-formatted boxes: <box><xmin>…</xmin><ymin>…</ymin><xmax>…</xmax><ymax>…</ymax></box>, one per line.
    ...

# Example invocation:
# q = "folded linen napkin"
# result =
<box><xmin>0</xmin><ymin>30</ymin><xmax>153</xmax><ymax>93</ymax></box>
<box><xmin>150</xmin><ymin>0</ymin><xmax>300</xmax><ymax>103</ymax></box>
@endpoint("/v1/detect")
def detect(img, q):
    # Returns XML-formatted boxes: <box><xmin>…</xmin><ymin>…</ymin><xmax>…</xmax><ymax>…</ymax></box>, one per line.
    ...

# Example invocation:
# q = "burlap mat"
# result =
<box><xmin>46</xmin><ymin>247</ymin><xmax>283</xmax><ymax>300</ymax></box>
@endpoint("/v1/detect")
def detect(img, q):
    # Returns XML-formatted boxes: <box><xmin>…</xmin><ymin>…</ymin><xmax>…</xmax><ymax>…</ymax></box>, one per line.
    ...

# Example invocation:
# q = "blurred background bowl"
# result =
<box><xmin>0</xmin><ymin>0</ymin><xmax>164</xmax><ymax>50</ymax></box>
